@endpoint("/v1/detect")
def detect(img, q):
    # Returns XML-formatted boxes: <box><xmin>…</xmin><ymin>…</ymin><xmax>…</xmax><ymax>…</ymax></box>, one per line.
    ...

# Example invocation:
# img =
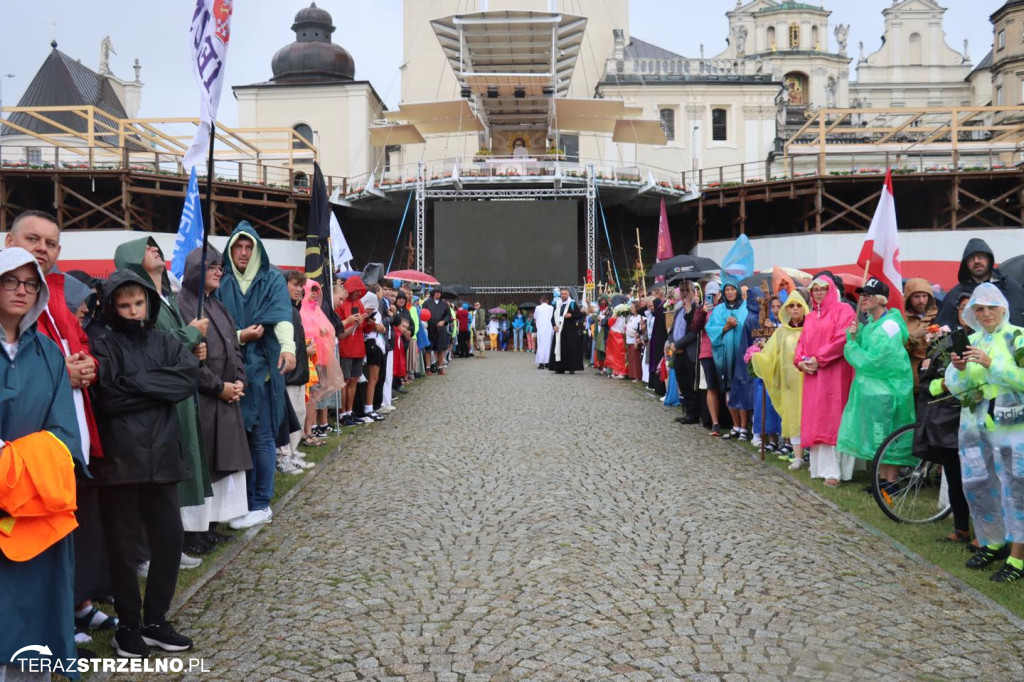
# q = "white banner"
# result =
<box><xmin>330</xmin><ymin>212</ymin><xmax>353</xmax><ymax>273</ymax></box>
<box><xmin>183</xmin><ymin>0</ymin><xmax>233</xmax><ymax>171</ymax></box>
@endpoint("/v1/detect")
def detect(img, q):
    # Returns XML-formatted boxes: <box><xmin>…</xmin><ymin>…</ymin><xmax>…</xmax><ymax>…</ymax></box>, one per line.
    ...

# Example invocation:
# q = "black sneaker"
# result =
<box><xmin>112</xmin><ymin>624</ymin><xmax>150</xmax><ymax>658</ymax></box>
<box><xmin>182</xmin><ymin>532</ymin><xmax>215</xmax><ymax>556</ymax></box>
<box><xmin>710</xmin><ymin>424</ymin><xmax>721</xmax><ymax>437</ymax></box>
<box><xmin>966</xmin><ymin>544</ymin><xmax>1010</xmax><ymax>569</ymax></box>
<box><xmin>141</xmin><ymin>621</ymin><xmax>193</xmax><ymax>652</ymax></box>
<box><xmin>991</xmin><ymin>562</ymin><xmax>1024</xmax><ymax>583</ymax></box>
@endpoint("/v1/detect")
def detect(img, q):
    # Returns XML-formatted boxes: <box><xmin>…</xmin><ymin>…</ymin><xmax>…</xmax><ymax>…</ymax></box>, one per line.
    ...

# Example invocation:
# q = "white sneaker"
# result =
<box><xmin>179</xmin><ymin>553</ymin><xmax>202</xmax><ymax>570</ymax></box>
<box><xmin>751</xmin><ymin>435</ymin><xmax>762</xmax><ymax>448</ymax></box>
<box><xmin>378</xmin><ymin>405</ymin><xmax>396</xmax><ymax>414</ymax></box>
<box><xmin>788</xmin><ymin>458</ymin><xmax>805</xmax><ymax>471</ymax></box>
<box><xmin>277</xmin><ymin>457</ymin><xmax>302</xmax><ymax>474</ymax></box>
<box><xmin>291</xmin><ymin>455</ymin><xmax>314</xmax><ymax>470</ymax></box>
<box><xmin>75</xmin><ymin>630</ymin><xmax>93</xmax><ymax>645</ymax></box>
<box><xmin>229</xmin><ymin>507</ymin><xmax>273</xmax><ymax>530</ymax></box>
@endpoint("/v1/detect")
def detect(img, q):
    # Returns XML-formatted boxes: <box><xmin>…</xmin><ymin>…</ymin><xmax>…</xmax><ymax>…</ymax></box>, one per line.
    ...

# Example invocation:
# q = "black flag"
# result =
<box><xmin>304</xmin><ymin>162</ymin><xmax>342</xmax><ymax>331</ymax></box>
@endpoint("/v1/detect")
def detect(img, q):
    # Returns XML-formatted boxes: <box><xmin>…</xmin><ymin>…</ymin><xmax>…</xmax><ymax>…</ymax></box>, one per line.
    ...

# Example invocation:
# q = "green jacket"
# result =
<box><xmin>113</xmin><ymin>238</ymin><xmax>212</xmax><ymax>507</ymax></box>
<box><xmin>946</xmin><ymin>321</ymin><xmax>1024</xmax><ymax>440</ymax></box>
<box><xmin>836</xmin><ymin>308</ymin><xmax>916</xmax><ymax>464</ymax></box>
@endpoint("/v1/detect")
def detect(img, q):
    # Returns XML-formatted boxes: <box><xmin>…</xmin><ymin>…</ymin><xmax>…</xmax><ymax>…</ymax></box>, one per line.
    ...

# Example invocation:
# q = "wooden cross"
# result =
<box><xmin>634</xmin><ymin>228</ymin><xmax>646</xmax><ymax>297</ymax></box>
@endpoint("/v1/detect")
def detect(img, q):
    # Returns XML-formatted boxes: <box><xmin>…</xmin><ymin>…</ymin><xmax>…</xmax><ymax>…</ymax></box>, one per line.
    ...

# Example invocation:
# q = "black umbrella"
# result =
<box><xmin>610</xmin><ymin>294</ymin><xmax>629</xmax><ymax>306</ymax></box>
<box><xmin>519</xmin><ymin>301</ymin><xmax>539</xmax><ymax>309</ymax></box>
<box><xmin>999</xmin><ymin>254</ymin><xmax>1024</xmax><ymax>285</ymax></box>
<box><xmin>648</xmin><ymin>254</ymin><xmax>720</xmax><ymax>281</ymax></box>
<box><xmin>440</xmin><ymin>283</ymin><xmax>475</xmax><ymax>300</ymax></box>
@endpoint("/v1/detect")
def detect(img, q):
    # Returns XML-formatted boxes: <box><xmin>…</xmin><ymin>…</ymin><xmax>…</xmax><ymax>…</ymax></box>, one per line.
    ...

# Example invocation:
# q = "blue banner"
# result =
<box><xmin>171</xmin><ymin>166</ymin><xmax>204</xmax><ymax>281</ymax></box>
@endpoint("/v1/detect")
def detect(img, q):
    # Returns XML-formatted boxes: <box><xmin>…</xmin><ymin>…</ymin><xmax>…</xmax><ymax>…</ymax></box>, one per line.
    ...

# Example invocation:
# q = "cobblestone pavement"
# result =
<box><xmin>178</xmin><ymin>354</ymin><xmax>1024</xmax><ymax>680</ymax></box>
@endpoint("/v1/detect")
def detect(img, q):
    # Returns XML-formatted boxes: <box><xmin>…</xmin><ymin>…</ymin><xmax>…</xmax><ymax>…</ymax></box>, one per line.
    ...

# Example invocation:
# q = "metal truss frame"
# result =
<box><xmin>414</xmin><ymin>164</ymin><xmax>597</xmax><ymax>282</ymax></box>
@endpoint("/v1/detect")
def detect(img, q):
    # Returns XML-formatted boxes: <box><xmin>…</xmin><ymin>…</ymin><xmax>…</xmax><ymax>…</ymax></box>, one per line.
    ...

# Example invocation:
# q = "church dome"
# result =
<box><xmin>271</xmin><ymin>3</ymin><xmax>355</xmax><ymax>83</ymax></box>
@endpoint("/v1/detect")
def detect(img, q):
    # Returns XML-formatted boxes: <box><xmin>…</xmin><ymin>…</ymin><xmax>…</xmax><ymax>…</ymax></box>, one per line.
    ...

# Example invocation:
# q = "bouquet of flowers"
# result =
<box><xmin>744</xmin><ymin>343</ymin><xmax>762</xmax><ymax>378</ymax></box>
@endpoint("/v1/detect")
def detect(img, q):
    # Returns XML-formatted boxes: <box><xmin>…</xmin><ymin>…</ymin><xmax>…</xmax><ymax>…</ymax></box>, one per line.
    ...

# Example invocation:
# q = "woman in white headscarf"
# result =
<box><xmin>945</xmin><ymin>283</ymin><xmax>1024</xmax><ymax>582</ymax></box>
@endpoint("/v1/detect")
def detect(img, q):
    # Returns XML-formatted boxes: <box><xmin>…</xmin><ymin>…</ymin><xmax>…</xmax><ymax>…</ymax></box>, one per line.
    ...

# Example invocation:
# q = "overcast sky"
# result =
<box><xmin>0</xmin><ymin>0</ymin><xmax>1005</xmax><ymax>125</ymax></box>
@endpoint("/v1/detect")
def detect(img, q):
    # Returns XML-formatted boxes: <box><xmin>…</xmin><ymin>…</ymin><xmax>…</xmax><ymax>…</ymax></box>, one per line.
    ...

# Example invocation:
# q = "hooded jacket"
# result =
<box><xmin>706</xmin><ymin>287</ymin><xmax>748</xmax><ymax>388</ymax></box>
<box><xmin>215</xmin><ymin>223</ymin><xmax>295</xmax><ymax>441</ymax></box>
<box><xmin>113</xmin><ymin>236</ymin><xmax>211</xmax><ymax>506</ymax></box>
<box><xmin>177</xmin><ymin>247</ymin><xmax>252</xmax><ymax>479</ymax></box>
<box><xmin>0</xmin><ymin>247</ymin><xmax>85</xmax><ymax>678</ymax></box>
<box><xmin>88</xmin><ymin>269</ymin><xmax>199</xmax><ymax>485</ymax></box>
<box><xmin>935</xmin><ymin>238</ymin><xmax>1024</xmax><ymax>328</ymax></box>
<box><xmin>337</xmin><ymin>275</ymin><xmax>367</xmax><ymax>358</ymax></box>
<box><xmin>752</xmin><ymin>291</ymin><xmax>808</xmax><ymax>438</ymax></box>
<box><xmin>903</xmin><ymin>278</ymin><xmax>938</xmax><ymax>386</ymax></box>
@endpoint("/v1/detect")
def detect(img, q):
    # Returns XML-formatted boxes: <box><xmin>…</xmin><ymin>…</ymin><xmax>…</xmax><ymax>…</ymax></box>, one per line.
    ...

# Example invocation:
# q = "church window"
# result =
<box><xmin>659</xmin><ymin>108</ymin><xmax>676</xmax><ymax>141</ymax></box>
<box><xmin>711</xmin><ymin>108</ymin><xmax>727</xmax><ymax>141</ymax></box>
<box><xmin>997</xmin><ymin>85</ymin><xmax>1004</xmax><ymax>106</ymax></box>
<box><xmin>999</xmin><ymin>29</ymin><xmax>1006</xmax><ymax>50</ymax></box>
<box><xmin>789</xmin><ymin>24</ymin><xmax>800</xmax><ymax>49</ymax></box>
<box><xmin>908</xmin><ymin>33</ymin><xmax>922</xmax><ymax>66</ymax></box>
<box><xmin>292</xmin><ymin>123</ymin><xmax>314</xmax><ymax>150</ymax></box>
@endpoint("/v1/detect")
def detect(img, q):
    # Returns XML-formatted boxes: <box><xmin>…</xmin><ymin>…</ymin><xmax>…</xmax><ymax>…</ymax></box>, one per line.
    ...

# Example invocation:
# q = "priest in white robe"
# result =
<box><xmin>534</xmin><ymin>294</ymin><xmax>554</xmax><ymax>369</ymax></box>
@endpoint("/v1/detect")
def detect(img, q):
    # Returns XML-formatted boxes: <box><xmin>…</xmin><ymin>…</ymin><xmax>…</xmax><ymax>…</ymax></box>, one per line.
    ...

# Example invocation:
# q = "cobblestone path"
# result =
<box><xmin>179</xmin><ymin>354</ymin><xmax>1024</xmax><ymax>680</ymax></box>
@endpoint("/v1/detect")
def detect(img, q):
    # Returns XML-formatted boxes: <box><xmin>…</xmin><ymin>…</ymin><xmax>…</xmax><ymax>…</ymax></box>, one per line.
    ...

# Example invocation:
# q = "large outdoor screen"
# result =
<box><xmin>433</xmin><ymin>200</ymin><xmax>579</xmax><ymax>286</ymax></box>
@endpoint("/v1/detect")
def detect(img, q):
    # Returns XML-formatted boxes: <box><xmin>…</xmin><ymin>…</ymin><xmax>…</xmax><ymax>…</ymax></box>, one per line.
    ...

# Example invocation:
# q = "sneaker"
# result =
<box><xmin>277</xmin><ymin>457</ymin><xmax>302</xmax><ymax>474</ymax></box>
<box><xmin>112</xmin><ymin>624</ymin><xmax>150</xmax><ymax>658</ymax></box>
<box><xmin>141</xmin><ymin>621</ymin><xmax>194</xmax><ymax>652</ymax></box>
<box><xmin>710</xmin><ymin>424</ymin><xmax>721</xmax><ymax>437</ymax></box>
<box><xmin>291</xmin><ymin>455</ymin><xmax>314</xmax><ymax>470</ymax></box>
<box><xmin>340</xmin><ymin>414</ymin><xmax>359</xmax><ymax>427</ymax></box>
<box><xmin>179</xmin><ymin>553</ymin><xmax>202</xmax><ymax>570</ymax></box>
<box><xmin>966</xmin><ymin>544</ymin><xmax>1010</xmax><ymax>569</ymax></box>
<box><xmin>750</xmin><ymin>435</ymin><xmax>762</xmax><ymax>448</ymax></box>
<box><xmin>229</xmin><ymin>507</ymin><xmax>273</xmax><ymax>530</ymax></box>
<box><xmin>991</xmin><ymin>562</ymin><xmax>1024</xmax><ymax>583</ymax></box>
<box><xmin>75</xmin><ymin>629</ymin><xmax>93</xmax><ymax>645</ymax></box>
<box><xmin>788</xmin><ymin>458</ymin><xmax>805</xmax><ymax>470</ymax></box>
<box><xmin>378</xmin><ymin>405</ymin><xmax>396</xmax><ymax>414</ymax></box>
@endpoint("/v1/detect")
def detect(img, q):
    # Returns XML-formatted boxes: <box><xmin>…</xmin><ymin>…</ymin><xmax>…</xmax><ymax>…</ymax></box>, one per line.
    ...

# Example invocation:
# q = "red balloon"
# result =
<box><xmin>418</xmin><ymin>308</ymin><xmax>431</xmax><ymax>322</ymax></box>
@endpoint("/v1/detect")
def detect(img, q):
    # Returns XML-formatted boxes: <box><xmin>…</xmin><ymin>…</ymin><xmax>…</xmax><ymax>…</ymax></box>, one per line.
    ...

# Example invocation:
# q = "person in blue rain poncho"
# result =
<box><xmin>945</xmin><ymin>283</ymin><xmax>1024</xmax><ymax>583</ymax></box>
<box><xmin>706</xmin><ymin>235</ymin><xmax>754</xmax><ymax>440</ymax></box>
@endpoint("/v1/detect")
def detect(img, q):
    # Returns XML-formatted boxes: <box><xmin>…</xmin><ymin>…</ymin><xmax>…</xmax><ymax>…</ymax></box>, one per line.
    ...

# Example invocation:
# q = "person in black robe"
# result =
<box><xmin>548</xmin><ymin>288</ymin><xmax>584</xmax><ymax>374</ymax></box>
<box><xmin>647</xmin><ymin>288</ymin><xmax>667</xmax><ymax>396</ymax></box>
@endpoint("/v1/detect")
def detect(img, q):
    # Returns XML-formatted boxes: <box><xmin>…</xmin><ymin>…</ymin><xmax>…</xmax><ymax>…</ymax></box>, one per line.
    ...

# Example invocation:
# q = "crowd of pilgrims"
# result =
<box><xmin>548</xmin><ymin>235</ymin><xmax>1024</xmax><ymax>587</ymax></box>
<box><xmin>6</xmin><ymin>204</ymin><xmax>1024</xmax><ymax>672</ymax></box>
<box><xmin>0</xmin><ymin>210</ymin><xmax>477</xmax><ymax>671</ymax></box>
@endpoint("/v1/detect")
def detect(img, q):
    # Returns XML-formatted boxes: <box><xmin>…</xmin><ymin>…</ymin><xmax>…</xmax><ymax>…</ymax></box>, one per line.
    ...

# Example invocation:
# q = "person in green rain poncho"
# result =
<box><xmin>113</xmin><ymin>238</ymin><xmax>213</xmax><ymax>517</ymax></box>
<box><xmin>836</xmin><ymin>278</ymin><xmax>916</xmax><ymax>487</ymax></box>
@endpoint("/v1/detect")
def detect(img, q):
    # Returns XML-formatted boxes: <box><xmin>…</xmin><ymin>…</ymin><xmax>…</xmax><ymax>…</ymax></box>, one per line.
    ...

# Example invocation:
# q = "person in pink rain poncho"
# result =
<box><xmin>793</xmin><ymin>276</ymin><xmax>856</xmax><ymax>486</ymax></box>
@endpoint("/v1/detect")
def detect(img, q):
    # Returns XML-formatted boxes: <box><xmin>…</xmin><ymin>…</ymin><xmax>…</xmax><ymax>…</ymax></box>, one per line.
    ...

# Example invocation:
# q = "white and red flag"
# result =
<box><xmin>183</xmin><ymin>0</ymin><xmax>233</xmax><ymax>171</ymax></box>
<box><xmin>857</xmin><ymin>169</ymin><xmax>904</xmax><ymax>311</ymax></box>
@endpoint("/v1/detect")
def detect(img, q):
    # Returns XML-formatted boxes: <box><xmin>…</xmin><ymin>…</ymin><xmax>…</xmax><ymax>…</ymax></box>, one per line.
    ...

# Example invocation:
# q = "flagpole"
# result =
<box><xmin>197</xmin><ymin>121</ymin><xmax>216</xmax><ymax>320</ymax></box>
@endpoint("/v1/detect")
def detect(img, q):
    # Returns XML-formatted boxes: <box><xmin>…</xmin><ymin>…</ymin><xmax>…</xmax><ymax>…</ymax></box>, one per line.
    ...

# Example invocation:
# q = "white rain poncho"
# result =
<box><xmin>945</xmin><ymin>282</ymin><xmax>1024</xmax><ymax>545</ymax></box>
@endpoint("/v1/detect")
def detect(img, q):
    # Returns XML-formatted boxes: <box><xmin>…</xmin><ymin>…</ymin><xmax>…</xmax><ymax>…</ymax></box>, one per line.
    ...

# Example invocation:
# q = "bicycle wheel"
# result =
<box><xmin>871</xmin><ymin>424</ymin><xmax>952</xmax><ymax>523</ymax></box>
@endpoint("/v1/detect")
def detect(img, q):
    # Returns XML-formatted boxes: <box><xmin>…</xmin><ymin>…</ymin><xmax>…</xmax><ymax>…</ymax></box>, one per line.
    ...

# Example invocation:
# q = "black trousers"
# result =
<box><xmin>938</xmin><ymin>449</ymin><xmax>971</xmax><ymax>534</ymax></box>
<box><xmin>73</xmin><ymin>484</ymin><xmax>111</xmax><ymax>604</ymax></box>
<box><xmin>674</xmin><ymin>351</ymin><xmax>700</xmax><ymax>420</ymax></box>
<box><xmin>99</xmin><ymin>482</ymin><xmax>182</xmax><ymax>627</ymax></box>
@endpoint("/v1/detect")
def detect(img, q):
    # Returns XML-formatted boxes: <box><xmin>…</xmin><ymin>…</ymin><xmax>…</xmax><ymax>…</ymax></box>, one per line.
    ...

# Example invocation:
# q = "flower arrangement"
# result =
<box><xmin>744</xmin><ymin>343</ymin><xmax>762</xmax><ymax>378</ymax></box>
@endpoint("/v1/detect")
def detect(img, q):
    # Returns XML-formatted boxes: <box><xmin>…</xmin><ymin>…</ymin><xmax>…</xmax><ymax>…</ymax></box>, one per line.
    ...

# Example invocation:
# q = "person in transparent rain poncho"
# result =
<box><xmin>945</xmin><ymin>283</ymin><xmax>1024</xmax><ymax>582</ymax></box>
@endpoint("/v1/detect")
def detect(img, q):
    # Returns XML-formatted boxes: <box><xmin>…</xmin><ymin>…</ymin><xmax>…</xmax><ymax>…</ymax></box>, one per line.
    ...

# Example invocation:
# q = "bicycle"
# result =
<box><xmin>870</xmin><ymin>423</ymin><xmax>952</xmax><ymax>523</ymax></box>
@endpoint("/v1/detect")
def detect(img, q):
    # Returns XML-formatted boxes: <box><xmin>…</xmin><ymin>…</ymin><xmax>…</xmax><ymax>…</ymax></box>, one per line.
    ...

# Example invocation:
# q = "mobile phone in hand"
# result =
<box><xmin>950</xmin><ymin>328</ymin><xmax>969</xmax><ymax>356</ymax></box>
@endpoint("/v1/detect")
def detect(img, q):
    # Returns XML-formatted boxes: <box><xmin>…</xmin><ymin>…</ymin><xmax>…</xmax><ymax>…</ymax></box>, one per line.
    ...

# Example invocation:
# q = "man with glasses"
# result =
<box><xmin>936</xmin><ymin>238</ymin><xmax>1024</xmax><ymax>327</ymax></box>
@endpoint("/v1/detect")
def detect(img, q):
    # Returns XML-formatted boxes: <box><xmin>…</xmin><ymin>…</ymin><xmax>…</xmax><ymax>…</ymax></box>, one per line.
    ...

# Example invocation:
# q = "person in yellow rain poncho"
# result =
<box><xmin>752</xmin><ymin>291</ymin><xmax>809</xmax><ymax>470</ymax></box>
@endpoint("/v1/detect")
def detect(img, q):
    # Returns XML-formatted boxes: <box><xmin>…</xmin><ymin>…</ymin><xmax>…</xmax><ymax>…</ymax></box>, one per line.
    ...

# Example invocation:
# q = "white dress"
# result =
<box><xmin>534</xmin><ymin>303</ymin><xmax>554</xmax><ymax>364</ymax></box>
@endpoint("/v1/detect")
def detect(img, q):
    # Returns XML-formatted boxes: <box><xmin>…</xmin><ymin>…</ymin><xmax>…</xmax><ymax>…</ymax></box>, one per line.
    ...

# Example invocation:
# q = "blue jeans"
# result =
<box><xmin>513</xmin><ymin>328</ymin><xmax>523</xmax><ymax>350</ymax></box>
<box><xmin>246</xmin><ymin>384</ymin><xmax>276</xmax><ymax>511</ymax></box>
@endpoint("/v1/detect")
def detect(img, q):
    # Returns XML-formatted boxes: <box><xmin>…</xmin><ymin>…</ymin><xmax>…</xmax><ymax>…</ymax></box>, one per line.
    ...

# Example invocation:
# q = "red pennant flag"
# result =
<box><xmin>656</xmin><ymin>197</ymin><xmax>673</xmax><ymax>262</ymax></box>
<box><xmin>856</xmin><ymin>170</ymin><xmax>903</xmax><ymax>311</ymax></box>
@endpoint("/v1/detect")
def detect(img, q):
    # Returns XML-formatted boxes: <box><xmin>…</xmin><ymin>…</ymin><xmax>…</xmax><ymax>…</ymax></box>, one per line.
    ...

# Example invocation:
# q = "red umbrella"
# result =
<box><xmin>385</xmin><ymin>269</ymin><xmax>440</xmax><ymax>286</ymax></box>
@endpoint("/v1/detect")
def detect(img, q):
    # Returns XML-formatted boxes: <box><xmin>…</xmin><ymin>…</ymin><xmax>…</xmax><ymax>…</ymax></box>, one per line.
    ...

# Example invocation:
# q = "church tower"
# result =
<box><xmin>233</xmin><ymin>3</ymin><xmax>385</xmax><ymax>183</ymax></box>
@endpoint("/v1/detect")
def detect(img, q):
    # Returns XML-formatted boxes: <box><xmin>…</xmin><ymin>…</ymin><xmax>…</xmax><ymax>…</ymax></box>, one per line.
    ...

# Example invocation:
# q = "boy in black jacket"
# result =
<box><xmin>89</xmin><ymin>270</ymin><xmax>200</xmax><ymax>658</ymax></box>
